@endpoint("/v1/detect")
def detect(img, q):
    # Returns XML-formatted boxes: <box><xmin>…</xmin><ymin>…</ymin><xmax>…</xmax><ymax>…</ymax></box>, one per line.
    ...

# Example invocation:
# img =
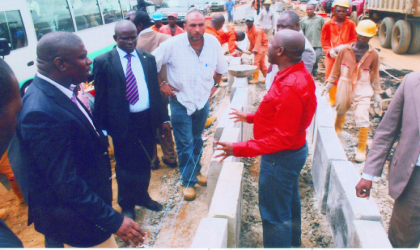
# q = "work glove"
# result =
<box><xmin>373</xmin><ymin>94</ymin><xmax>382</xmax><ymax>112</ymax></box>
<box><xmin>329</xmin><ymin>49</ymin><xmax>338</xmax><ymax>59</ymax></box>
<box><xmin>335</xmin><ymin>44</ymin><xmax>346</xmax><ymax>53</ymax></box>
<box><xmin>320</xmin><ymin>82</ymin><xmax>334</xmax><ymax>96</ymax></box>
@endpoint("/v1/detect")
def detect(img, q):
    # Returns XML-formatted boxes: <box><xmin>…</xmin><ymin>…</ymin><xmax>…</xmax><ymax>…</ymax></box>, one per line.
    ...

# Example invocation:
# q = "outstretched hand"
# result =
<box><xmin>213</xmin><ymin>141</ymin><xmax>234</xmax><ymax>163</ymax></box>
<box><xmin>355</xmin><ymin>178</ymin><xmax>373</xmax><ymax>200</ymax></box>
<box><xmin>115</xmin><ymin>217</ymin><xmax>147</xmax><ymax>246</ymax></box>
<box><xmin>229</xmin><ymin>108</ymin><xmax>247</xmax><ymax>123</ymax></box>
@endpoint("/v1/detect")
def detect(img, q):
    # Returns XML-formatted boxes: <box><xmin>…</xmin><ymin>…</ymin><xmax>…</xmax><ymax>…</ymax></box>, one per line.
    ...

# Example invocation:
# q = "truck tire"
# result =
<box><xmin>350</xmin><ymin>11</ymin><xmax>358</xmax><ymax>24</ymax></box>
<box><xmin>379</xmin><ymin>17</ymin><xmax>395</xmax><ymax>48</ymax></box>
<box><xmin>408</xmin><ymin>21</ymin><xmax>420</xmax><ymax>54</ymax></box>
<box><xmin>392</xmin><ymin>20</ymin><xmax>411</xmax><ymax>54</ymax></box>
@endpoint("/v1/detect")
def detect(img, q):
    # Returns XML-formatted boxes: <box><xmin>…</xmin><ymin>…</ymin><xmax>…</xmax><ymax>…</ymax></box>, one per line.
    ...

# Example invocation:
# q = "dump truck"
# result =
<box><xmin>365</xmin><ymin>0</ymin><xmax>420</xmax><ymax>54</ymax></box>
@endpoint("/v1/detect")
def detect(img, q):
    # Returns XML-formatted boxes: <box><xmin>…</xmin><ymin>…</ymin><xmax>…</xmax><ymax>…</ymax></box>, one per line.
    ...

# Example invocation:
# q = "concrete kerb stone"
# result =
<box><xmin>312</xmin><ymin>126</ymin><xmax>347</xmax><ymax>213</ymax></box>
<box><xmin>352</xmin><ymin>220</ymin><xmax>392</xmax><ymax>248</ymax></box>
<box><xmin>206</xmin><ymin>127</ymin><xmax>241</xmax><ymax>207</ymax></box>
<box><xmin>190</xmin><ymin>218</ymin><xmax>229</xmax><ymax>248</ymax></box>
<box><xmin>219</xmin><ymin>88</ymin><xmax>248</xmax><ymax>130</ymax></box>
<box><xmin>327</xmin><ymin>161</ymin><xmax>384</xmax><ymax>247</ymax></box>
<box><xmin>207</xmin><ymin>162</ymin><xmax>244</xmax><ymax>248</ymax></box>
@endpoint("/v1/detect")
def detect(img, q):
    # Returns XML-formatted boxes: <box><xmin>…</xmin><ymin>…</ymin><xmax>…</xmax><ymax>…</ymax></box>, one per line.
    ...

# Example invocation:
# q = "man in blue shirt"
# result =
<box><xmin>224</xmin><ymin>0</ymin><xmax>236</xmax><ymax>23</ymax></box>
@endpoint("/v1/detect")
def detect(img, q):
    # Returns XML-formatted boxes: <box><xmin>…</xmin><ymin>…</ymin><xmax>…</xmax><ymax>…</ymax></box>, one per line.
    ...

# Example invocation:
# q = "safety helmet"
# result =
<box><xmin>333</xmin><ymin>0</ymin><xmax>350</xmax><ymax>8</ymax></box>
<box><xmin>264</xmin><ymin>0</ymin><xmax>273</xmax><ymax>4</ymax></box>
<box><xmin>152</xmin><ymin>12</ymin><xmax>163</xmax><ymax>21</ymax></box>
<box><xmin>356</xmin><ymin>20</ymin><xmax>377</xmax><ymax>37</ymax></box>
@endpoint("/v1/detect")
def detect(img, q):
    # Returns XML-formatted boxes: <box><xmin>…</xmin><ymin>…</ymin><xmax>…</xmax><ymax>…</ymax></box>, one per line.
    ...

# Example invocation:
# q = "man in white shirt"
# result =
<box><xmin>153</xmin><ymin>11</ymin><xmax>228</xmax><ymax>201</ymax></box>
<box><xmin>259</xmin><ymin>0</ymin><xmax>276</xmax><ymax>42</ymax></box>
<box><xmin>355</xmin><ymin>72</ymin><xmax>420</xmax><ymax>248</ymax></box>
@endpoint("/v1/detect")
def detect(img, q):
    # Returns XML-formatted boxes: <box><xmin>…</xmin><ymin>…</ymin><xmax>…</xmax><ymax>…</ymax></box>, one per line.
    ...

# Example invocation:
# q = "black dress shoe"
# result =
<box><xmin>139</xmin><ymin>199</ymin><xmax>163</xmax><ymax>211</ymax></box>
<box><xmin>161</xmin><ymin>156</ymin><xmax>178</xmax><ymax>168</ymax></box>
<box><xmin>122</xmin><ymin>209</ymin><xmax>135</xmax><ymax>221</ymax></box>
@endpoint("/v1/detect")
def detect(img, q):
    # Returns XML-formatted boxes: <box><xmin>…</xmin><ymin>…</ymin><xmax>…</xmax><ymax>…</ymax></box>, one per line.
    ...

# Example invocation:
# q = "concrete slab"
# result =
<box><xmin>208</xmin><ymin>162</ymin><xmax>244</xmax><ymax>248</ymax></box>
<box><xmin>352</xmin><ymin>220</ymin><xmax>392</xmax><ymax>248</ymax></box>
<box><xmin>190</xmin><ymin>218</ymin><xmax>228</xmax><ymax>248</ymax></box>
<box><xmin>207</xmin><ymin>127</ymin><xmax>241</xmax><ymax>207</ymax></box>
<box><xmin>219</xmin><ymin>88</ymin><xmax>247</xmax><ymax>129</ymax></box>
<box><xmin>312</xmin><ymin>126</ymin><xmax>347</xmax><ymax>213</ymax></box>
<box><xmin>315</xmin><ymin>88</ymin><xmax>334</xmax><ymax>129</ymax></box>
<box><xmin>327</xmin><ymin>161</ymin><xmax>384</xmax><ymax>247</ymax></box>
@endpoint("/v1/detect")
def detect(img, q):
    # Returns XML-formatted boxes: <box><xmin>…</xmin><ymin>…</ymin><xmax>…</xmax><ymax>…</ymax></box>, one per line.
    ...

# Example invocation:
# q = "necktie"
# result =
<box><xmin>125</xmin><ymin>54</ymin><xmax>139</xmax><ymax>105</ymax></box>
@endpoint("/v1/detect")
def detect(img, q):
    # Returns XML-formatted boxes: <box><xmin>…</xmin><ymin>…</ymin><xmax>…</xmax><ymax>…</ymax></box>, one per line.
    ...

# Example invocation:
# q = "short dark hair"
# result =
<box><xmin>283</xmin><ymin>11</ymin><xmax>300</xmax><ymax>25</ymax></box>
<box><xmin>0</xmin><ymin>58</ymin><xmax>15</xmax><ymax>113</ymax></box>
<box><xmin>306</xmin><ymin>4</ymin><xmax>316</xmax><ymax>8</ymax></box>
<box><xmin>37</xmin><ymin>31</ymin><xmax>83</xmax><ymax>62</ymax></box>
<box><xmin>132</xmin><ymin>11</ymin><xmax>153</xmax><ymax>28</ymax></box>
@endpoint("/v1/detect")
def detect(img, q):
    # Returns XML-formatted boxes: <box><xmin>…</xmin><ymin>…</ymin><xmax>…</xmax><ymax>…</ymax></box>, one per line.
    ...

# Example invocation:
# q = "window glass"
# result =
<box><xmin>119</xmin><ymin>0</ymin><xmax>131</xmax><ymax>16</ymax></box>
<box><xmin>29</xmin><ymin>0</ymin><xmax>74</xmax><ymax>40</ymax></box>
<box><xmin>70</xmin><ymin>0</ymin><xmax>103</xmax><ymax>31</ymax></box>
<box><xmin>0</xmin><ymin>10</ymin><xmax>28</xmax><ymax>50</ymax></box>
<box><xmin>99</xmin><ymin>0</ymin><xmax>123</xmax><ymax>24</ymax></box>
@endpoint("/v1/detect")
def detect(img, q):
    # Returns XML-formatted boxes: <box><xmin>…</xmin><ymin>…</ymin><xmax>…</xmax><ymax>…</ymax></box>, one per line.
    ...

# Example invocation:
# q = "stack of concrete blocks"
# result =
<box><xmin>310</xmin><ymin>90</ymin><xmax>392</xmax><ymax>247</ymax></box>
<box><xmin>192</xmin><ymin>74</ymin><xmax>251</xmax><ymax>248</ymax></box>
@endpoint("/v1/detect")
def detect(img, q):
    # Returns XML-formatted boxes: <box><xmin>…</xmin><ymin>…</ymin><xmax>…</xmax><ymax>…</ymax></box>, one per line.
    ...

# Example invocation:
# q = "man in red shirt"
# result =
<box><xmin>160</xmin><ymin>13</ymin><xmax>185</xmax><ymax>36</ymax></box>
<box><xmin>214</xmin><ymin>30</ymin><xmax>317</xmax><ymax>247</ymax></box>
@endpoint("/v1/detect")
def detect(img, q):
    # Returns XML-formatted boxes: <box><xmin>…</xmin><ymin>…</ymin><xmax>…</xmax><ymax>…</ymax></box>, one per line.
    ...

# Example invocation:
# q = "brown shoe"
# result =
<box><xmin>0</xmin><ymin>209</ymin><xmax>8</xmax><ymax>220</ymax></box>
<box><xmin>182</xmin><ymin>187</ymin><xmax>196</xmax><ymax>201</ymax></box>
<box><xmin>197</xmin><ymin>174</ymin><xmax>207</xmax><ymax>186</ymax></box>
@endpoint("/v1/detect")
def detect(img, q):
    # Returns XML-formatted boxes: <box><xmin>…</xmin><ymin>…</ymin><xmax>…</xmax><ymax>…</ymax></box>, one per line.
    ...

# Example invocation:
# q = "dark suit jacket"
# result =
<box><xmin>364</xmin><ymin>72</ymin><xmax>420</xmax><ymax>199</ymax></box>
<box><xmin>93</xmin><ymin>48</ymin><xmax>169</xmax><ymax>143</ymax></box>
<box><xmin>9</xmin><ymin>76</ymin><xmax>124</xmax><ymax>247</ymax></box>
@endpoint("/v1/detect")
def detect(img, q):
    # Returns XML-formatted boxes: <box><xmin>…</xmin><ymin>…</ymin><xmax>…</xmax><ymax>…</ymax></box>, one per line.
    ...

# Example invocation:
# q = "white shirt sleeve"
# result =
<box><xmin>152</xmin><ymin>41</ymin><xmax>170</xmax><ymax>72</ymax></box>
<box><xmin>215</xmin><ymin>43</ymin><xmax>229</xmax><ymax>75</ymax></box>
<box><xmin>361</xmin><ymin>173</ymin><xmax>374</xmax><ymax>181</ymax></box>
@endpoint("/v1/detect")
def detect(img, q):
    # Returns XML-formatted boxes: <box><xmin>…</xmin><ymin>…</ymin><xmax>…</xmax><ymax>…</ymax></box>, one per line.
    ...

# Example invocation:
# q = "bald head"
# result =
<box><xmin>269</xmin><ymin>29</ymin><xmax>305</xmax><ymax>64</ymax></box>
<box><xmin>277</xmin><ymin>11</ymin><xmax>300</xmax><ymax>31</ymax></box>
<box><xmin>114</xmin><ymin>20</ymin><xmax>137</xmax><ymax>36</ymax></box>
<box><xmin>186</xmin><ymin>10</ymin><xmax>205</xmax><ymax>24</ymax></box>
<box><xmin>37</xmin><ymin>31</ymin><xmax>83</xmax><ymax>63</ymax></box>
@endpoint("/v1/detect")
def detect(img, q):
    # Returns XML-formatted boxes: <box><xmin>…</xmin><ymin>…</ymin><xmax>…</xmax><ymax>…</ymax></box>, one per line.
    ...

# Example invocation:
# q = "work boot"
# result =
<box><xmin>205</xmin><ymin>116</ymin><xmax>217</xmax><ymax>128</ymax></box>
<box><xmin>10</xmin><ymin>180</ymin><xmax>24</xmax><ymax>203</ymax></box>
<box><xmin>249</xmin><ymin>71</ymin><xmax>259</xmax><ymax>84</ymax></box>
<box><xmin>334</xmin><ymin>114</ymin><xmax>346</xmax><ymax>136</ymax></box>
<box><xmin>260</xmin><ymin>72</ymin><xmax>267</xmax><ymax>83</ymax></box>
<box><xmin>0</xmin><ymin>209</ymin><xmax>8</xmax><ymax>220</ymax></box>
<box><xmin>197</xmin><ymin>174</ymin><xmax>207</xmax><ymax>186</ymax></box>
<box><xmin>355</xmin><ymin>127</ymin><xmax>369</xmax><ymax>162</ymax></box>
<box><xmin>182</xmin><ymin>187</ymin><xmax>196</xmax><ymax>201</ymax></box>
<box><xmin>328</xmin><ymin>85</ymin><xmax>337</xmax><ymax>106</ymax></box>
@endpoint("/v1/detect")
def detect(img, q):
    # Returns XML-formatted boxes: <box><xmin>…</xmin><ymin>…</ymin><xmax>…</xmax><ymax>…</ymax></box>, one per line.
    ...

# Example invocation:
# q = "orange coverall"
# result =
<box><xmin>321</xmin><ymin>17</ymin><xmax>357</xmax><ymax>105</ymax></box>
<box><xmin>218</xmin><ymin>26</ymin><xmax>239</xmax><ymax>56</ymax></box>
<box><xmin>0</xmin><ymin>151</ymin><xmax>24</xmax><ymax>202</ymax></box>
<box><xmin>247</xmin><ymin>24</ymin><xmax>268</xmax><ymax>75</ymax></box>
<box><xmin>160</xmin><ymin>25</ymin><xmax>185</xmax><ymax>36</ymax></box>
<box><xmin>151</xmin><ymin>24</ymin><xmax>166</xmax><ymax>32</ymax></box>
<box><xmin>205</xmin><ymin>25</ymin><xmax>222</xmax><ymax>44</ymax></box>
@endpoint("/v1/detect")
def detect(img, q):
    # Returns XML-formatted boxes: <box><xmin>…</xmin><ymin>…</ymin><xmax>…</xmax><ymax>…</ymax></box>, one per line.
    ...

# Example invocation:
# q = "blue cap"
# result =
<box><xmin>152</xmin><ymin>12</ymin><xmax>163</xmax><ymax>21</ymax></box>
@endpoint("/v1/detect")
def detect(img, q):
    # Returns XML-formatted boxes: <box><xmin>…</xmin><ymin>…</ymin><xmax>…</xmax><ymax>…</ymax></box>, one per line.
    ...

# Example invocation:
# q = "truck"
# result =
<box><xmin>365</xmin><ymin>0</ymin><xmax>420</xmax><ymax>54</ymax></box>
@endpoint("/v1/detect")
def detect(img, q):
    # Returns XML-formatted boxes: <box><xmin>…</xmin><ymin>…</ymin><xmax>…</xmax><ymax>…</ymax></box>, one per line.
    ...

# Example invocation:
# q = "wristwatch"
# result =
<box><xmin>214</xmin><ymin>82</ymin><xmax>220</xmax><ymax>88</ymax></box>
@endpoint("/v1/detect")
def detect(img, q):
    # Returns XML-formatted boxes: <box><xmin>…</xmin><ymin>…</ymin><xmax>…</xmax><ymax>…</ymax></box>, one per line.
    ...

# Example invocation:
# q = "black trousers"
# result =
<box><xmin>113</xmin><ymin>109</ymin><xmax>154</xmax><ymax>211</ymax></box>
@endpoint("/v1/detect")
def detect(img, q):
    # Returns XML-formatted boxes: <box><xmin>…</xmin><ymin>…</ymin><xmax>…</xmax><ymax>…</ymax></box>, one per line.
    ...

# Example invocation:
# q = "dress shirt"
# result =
<box><xmin>37</xmin><ymin>73</ymin><xmax>97</xmax><ymax>132</ymax></box>
<box><xmin>300</xmin><ymin>14</ymin><xmax>325</xmax><ymax>48</ymax></box>
<box><xmin>152</xmin><ymin>33</ymin><xmax>229</xmax><ymax>115</ymax></box>
<box><xmin>233</xmin><ymin>62</ymin><xmax>317</xmax><ymax>157</ymax></box>
<box><xmin>116</xmin><ymin>47</ymin><xmax>150</xmax><ymax>113</ymax></box>
<box><xmin>259</xmin><ymin>8</ymin><xmax>276</xmax><ymax>30</ymax></box>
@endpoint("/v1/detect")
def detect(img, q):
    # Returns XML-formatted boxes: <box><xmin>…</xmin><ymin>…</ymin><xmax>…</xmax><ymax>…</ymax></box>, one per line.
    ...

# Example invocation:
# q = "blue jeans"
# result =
<box><xmin>169</xmin><ymin>98</ymin><xmax>209</xmax><ymax>187</ymax></box>
<box><xmin>227</xmin><ymin>10</ymin><xmax>234</xmax><ymax>22</ymax></box>
<box><xmin>259</xmin><ymin>143</ymin><xmax>308</xmax><ymax>248</ymax></box>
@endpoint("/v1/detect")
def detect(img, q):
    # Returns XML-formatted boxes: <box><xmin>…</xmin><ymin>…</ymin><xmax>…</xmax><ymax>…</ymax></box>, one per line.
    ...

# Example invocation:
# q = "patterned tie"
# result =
<box><xmin>125</xmin><ymin>54</ymin><xmax>139</xmax><ymax>105</ymax></box>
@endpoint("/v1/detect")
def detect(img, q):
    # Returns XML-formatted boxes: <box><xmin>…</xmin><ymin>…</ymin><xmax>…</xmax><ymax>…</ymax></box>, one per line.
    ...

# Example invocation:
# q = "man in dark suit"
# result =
<box><xmin>93</xmin><ymin>20</ymin><xmax>170</xmax><ymax>220</ymax></box>
<box><xmin>0</xmin><ymin>58</ymin><xmax>23</xmax><ymax>247</ymax></box>
<box><xmin>9</xmin><ymin>31</ymin><xmax>146</xmax><ymax>247</ymax></box>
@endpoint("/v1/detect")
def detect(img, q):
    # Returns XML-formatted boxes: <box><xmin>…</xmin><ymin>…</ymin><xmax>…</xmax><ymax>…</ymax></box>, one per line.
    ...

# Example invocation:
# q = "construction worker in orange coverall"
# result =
<box><xmin>246</xmin><ymin>15</ymin><xmax>269</xmax><ymax>84</ymax></box>
<box><xmin>321</xmin><ymin>0</ymin><xmax>357</xmax><ymax>106</ymax></box>
<box><xmin>218</xmin><ymin>26</ymin><xmax>246</xmax><ymax>57</ymax></box>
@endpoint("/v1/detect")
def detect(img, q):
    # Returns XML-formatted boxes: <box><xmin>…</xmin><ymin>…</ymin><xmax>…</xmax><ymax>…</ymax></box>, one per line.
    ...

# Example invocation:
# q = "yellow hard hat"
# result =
<box><xmin>264</xmin><ymin>0</ymin><xmax>273</xmax><ymax>4</ymax></box>
<box><xmin>333</xmin><ymin>0</ymin><xmax>350</xmax><ymax>8</ymax></box>
<box><xmin>356</xmin><ymin>20</ymin><xmax>377</xmax><ymax>37</ymax></box>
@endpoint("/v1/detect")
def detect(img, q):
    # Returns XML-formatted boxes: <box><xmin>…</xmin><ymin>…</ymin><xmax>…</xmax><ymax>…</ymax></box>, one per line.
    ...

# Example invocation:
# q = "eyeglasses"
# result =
<box><xmin>118</xmin><ymin>36</ymin><xmax>138</xmax><ymax>43</ymax></box>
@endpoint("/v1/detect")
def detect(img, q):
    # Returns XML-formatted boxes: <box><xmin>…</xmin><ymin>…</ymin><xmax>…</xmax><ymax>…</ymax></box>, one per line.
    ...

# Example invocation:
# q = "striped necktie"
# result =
<box><xmin>125</xmin><ymin>54</ymin><xmax>139</xmax><ymax>105</ymax></box>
